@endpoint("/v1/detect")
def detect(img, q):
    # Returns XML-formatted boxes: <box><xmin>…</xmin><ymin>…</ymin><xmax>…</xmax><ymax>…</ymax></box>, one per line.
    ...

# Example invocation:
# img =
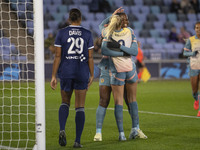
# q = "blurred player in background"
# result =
<box><xmin>183</xmin><ymin>22</ymin><xmax>200</xmax><ymax>116</ymax></box>
<box><xmin>51</xmin><ymin>8</ymin><xmax>94</xmax><ymax>148</ymax></box>
<box><xmin>94</xmin><ymin>7</ymin><xmax>147</xmax><ymax>141</ymax></box>
<box><xmin>136</xmin><ymin>41</ymin><xmax>145</xmax><ymax>80</ymax></box>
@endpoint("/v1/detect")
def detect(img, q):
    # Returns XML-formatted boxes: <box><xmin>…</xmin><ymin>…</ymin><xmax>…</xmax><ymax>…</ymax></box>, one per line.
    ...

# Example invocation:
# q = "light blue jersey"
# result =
<box><xmin>183</xmin><ymin>35</ymin><xmax>200</xmax><ymax>77</ymax></box>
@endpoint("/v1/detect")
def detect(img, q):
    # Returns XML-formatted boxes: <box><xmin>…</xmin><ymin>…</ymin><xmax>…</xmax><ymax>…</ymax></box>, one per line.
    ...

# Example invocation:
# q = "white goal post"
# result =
<box><xmin>33</xmin><ymin>0</ymin><xmax>46</xmax><ymax>149</ymax></box>
<box><xmin>0</xmin><ymin>0</ymin><xmax>45</xmax><ymax>149</ymax></box>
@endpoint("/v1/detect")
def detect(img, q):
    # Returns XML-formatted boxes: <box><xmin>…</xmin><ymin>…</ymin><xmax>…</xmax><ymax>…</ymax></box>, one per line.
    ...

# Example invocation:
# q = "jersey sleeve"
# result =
<box><xmin>120</xmin><ymin>28</ymin><xmax>138</xmax><ymax>56</ymax></box>
<box><xmin>54</xmin><ymin>30</ymin><xmax>62</xmax><ymax>47</ymax></box>
<box><xmin>101</xmin><ymin>39</ymin><xmax>124</xmax><ymax>57</ymax></box>
<box><xmin>183</xmin><ymin>38</ymin><xmax>195</xmax><ymax>57</ymax></box>
<box><xmin>88</xmin><ymin>31</ymin><xmax>94</xmax><ymax>50</ymax></box>
<box><xmin>99</xmin><ymin>16</ymin><xmax>110</xmax><ymax>32</ymax></box>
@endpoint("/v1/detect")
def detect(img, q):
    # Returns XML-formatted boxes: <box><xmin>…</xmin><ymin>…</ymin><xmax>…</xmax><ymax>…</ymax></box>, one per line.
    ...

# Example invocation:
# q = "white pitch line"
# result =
<box><xmin>48</xmin><ymin>107</ymin><xmax>200</xmax><ymax>119</ymax></box>
<box><xmin>106</xmin><ymin>108</ymin><xmax>200</xmax><ymax>119</ymax></box>
<box><xmin>0</xmin><ymin>145</ymin><xmax>24</xmax><ymax>150</ymax></box>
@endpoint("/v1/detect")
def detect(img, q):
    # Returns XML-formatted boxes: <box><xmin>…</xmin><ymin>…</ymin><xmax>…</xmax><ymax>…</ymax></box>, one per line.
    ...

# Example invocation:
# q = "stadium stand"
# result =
<box><xmin>4</xmin><ymin>0</ymin><xmax>200</xmax><ymax>60</ymax></box>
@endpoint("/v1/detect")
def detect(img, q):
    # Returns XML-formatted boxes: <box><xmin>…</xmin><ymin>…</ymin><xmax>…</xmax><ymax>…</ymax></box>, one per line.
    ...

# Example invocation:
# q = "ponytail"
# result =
<box><xmin>105</xmin><ymin>15</ymin><xmax>122</xmax><ymax>39</ymax></box>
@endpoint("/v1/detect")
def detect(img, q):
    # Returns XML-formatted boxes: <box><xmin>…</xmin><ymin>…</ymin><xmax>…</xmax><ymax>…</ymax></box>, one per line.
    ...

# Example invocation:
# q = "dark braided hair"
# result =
<box><xmin>69</xmin><ymin>8</ymin><xmax>81</xmax><ymax>22</ymax></box>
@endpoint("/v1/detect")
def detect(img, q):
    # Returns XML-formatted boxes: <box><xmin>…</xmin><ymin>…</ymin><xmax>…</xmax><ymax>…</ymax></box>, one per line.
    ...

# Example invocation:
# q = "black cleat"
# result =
<box><xmin>59</xmin><ymin>130</ymin><xmax>66</xmax><ymax>146</ymax></box>
<box><xmin>73</xmin><ymin>142</ymin><xmax>83</xmax><ymax>148</ymax></box>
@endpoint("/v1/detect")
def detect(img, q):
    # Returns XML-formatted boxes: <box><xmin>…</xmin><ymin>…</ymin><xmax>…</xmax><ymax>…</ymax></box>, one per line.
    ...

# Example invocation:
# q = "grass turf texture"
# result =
<box><xmin>46</xmin><ymin>80</ymin><xmax>200</xmax><ymax>150</ymax></box>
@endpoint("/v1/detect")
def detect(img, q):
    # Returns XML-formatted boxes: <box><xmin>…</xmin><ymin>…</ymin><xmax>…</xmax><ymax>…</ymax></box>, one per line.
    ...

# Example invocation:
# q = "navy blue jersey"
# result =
<box><xmin>55</xmin><ymin>25</ymin><xmax>94</xmax><ymax>81</ymax></box>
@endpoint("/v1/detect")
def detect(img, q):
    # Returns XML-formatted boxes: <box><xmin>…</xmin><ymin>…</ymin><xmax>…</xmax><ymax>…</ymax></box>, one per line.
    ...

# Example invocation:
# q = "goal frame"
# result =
<box><xmin>33</xmin><ymin>0</ymin><xmax>46</xmax><ymax>149</ymax></box>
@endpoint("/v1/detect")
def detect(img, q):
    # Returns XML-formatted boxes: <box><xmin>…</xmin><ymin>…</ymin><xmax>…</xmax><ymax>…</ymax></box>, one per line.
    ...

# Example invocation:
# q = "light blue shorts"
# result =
<box><xmin>110</xmin><ymin>67</ymin><xmax>138</xmax><ymax>86</ymax></box>
<box><xmin>188</xmin><ymin>66</ymin><xmax>200</xmax><ymax>77</ymax></box>
<box><xmin>99</xmin><ymin>67</ymin><xmax>111</xmax><ymax>86</ymax></box>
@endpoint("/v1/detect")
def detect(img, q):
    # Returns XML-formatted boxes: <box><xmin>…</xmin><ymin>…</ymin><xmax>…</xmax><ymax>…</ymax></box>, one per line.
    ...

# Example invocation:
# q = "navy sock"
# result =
<box><xmin>129</xmin><ymin>101</ymin><xmax>139</xmax><ymax>129</ymax></box>
<box><xmin>114</xmin><ymin>105</ymin><xmax>124</xmax><ymax>132</ymax></box>
<box><xmin>59</xmin><ymin>103</ymin><xmax>69</xmax><ymax>131</ymax></box>
<box><xmin>96</xmin><ymin>105</ymin><xmax>106</xmax><ymax>133</ymax></box>
<box><xmin>75</xmin><ymin>107</ymin><xmax>85</xmax><ymax>144</ymax></box>
<box><xmin>193</xmin><ymin>92</ymin><xmax>198</xmax><ymax>101</ymax></box>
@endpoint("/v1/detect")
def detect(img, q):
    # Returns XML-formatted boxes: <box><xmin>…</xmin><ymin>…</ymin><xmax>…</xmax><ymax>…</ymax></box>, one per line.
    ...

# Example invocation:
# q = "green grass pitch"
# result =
<box><xmin>46</xmin><ymin>80</ymin><xmax>200</xmax><ymax>150</ymax></box>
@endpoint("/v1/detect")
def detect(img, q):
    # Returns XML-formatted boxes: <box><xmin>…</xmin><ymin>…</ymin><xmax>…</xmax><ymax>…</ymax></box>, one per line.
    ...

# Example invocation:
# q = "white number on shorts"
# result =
<box><xmin>67</xmin><ymin>37</ymin><xmax>84</xmax><ymax>54</ymax></box>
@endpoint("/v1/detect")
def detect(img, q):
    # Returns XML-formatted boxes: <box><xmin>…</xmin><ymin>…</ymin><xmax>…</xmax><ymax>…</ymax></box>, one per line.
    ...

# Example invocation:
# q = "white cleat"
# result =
<box><xmin>119</xmin><ymin>132</ymin><xmax>126</xmax><ymax>141</ymax></box>
<box><xmin>137</xmin><ymin>129</ymin><xmax>148</xmax><ymax>139</ymax></box>
<box><xmin>129</xmin><ymin>128</ymin><xmax>147</xmax><ymax>139</ymax></box>
<box><xmin>94</xmin><ymin>133</ymin><xmax>102</xmax><ymax>141</ymax></box>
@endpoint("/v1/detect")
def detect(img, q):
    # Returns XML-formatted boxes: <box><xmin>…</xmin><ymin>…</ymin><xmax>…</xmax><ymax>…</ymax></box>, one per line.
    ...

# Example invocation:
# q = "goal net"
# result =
<box><xmin>0</xmin><ymin>0</ymin><xmax>45</xmax><ymax>149</ymax></box>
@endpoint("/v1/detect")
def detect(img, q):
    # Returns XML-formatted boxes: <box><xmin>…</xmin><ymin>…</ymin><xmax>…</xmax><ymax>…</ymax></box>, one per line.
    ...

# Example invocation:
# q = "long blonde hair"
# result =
<box><xmin>105</xmin><ymin>15</ymin><xmax>122</xmax><ymax>39</ymax></box>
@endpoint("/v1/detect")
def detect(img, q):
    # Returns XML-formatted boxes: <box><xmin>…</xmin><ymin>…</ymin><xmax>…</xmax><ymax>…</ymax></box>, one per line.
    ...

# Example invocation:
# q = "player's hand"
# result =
<box><xmin>112</xmin><ymin>7</ymin><xmax>124</xmax><ymax>16</ymax></box>
<box><xmin>50</xmin><ymin>77</ymin><xmax>57</xmax><ymax>90</ymax></box>
<box><xmin>123</xmin><ymin>52</ymin><xmax>130</xmax><ymax>56</ymax></box>
<box><xmin>193</xmin><ymin>51</ymin><xmax>198</xmax><ymax>56</ymax></box>
<box><xmin>88</xmin><ymin>76</ymin><xmax>94</xmax><ymax>88</ymax></box>
<box><xmin>107</xmin><ymin>38</ymin><xmax>120</xmax><ymax>49</ymax></box>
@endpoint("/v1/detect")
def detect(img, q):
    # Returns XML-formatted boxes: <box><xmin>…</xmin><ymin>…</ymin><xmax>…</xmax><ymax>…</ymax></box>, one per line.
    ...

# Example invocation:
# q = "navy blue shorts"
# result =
<box><xmin>60</xmin><ymin>79</ymin><xmax>88</xmax><ymax>91</ymax></box>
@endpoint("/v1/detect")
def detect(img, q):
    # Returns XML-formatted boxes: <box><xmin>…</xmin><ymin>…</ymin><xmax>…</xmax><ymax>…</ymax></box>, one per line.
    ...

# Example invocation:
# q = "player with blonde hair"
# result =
<box><xmin>96</xmin><ymin>8</ymin><xmax>147</xmax><ymax>141</ymax></box>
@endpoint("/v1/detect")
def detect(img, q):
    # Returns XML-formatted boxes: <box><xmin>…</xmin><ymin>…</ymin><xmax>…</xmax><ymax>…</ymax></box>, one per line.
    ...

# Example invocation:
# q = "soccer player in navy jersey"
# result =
<box><xmin>51</xmin><ymin>8</ymin><xmax>94</xmax><ymax>148</ymax></box>
<box><xmin>183</xmin><ymin>22</ymin><xmax>200</xmax><ymax>116</ymax></box>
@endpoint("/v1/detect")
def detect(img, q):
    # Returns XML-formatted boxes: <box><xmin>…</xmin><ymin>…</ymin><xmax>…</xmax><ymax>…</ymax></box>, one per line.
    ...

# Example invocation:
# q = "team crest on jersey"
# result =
<box><xmin>101</xmin><ymin>78</ymin><xmax>104</xmax><ymax>83</ymax></box>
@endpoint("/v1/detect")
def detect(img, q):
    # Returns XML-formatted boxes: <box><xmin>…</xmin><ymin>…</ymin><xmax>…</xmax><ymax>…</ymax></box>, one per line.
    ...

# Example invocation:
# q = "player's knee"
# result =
<box><xmin>99</xmin><ymin>98</ymin><xmax>110</xmax><ymax>108</ymax></box>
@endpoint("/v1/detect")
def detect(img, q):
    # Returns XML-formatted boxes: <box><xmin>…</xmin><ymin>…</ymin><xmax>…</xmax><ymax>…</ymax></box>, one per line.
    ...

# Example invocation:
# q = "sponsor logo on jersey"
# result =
<box><xmin>66</xmin><ymin>54</ymin><xmax>86</xmax><ymax>62</ymax></box>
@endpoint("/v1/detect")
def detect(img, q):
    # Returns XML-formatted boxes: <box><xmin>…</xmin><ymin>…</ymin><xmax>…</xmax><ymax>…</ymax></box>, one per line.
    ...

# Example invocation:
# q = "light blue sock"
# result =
<box><xmin>129</xmin><ymin>101</ymin><xmax>139</xmax><ymax>129</ymax></box>
<box><xmin>96</xmin><ymin>105</ymin><xmax>106</xmax><ymax>133</ymax></box>
<box><xmin>114</xmin><ymin>105</ymin><xmax>124</xmax><ymax>132</ymax></box>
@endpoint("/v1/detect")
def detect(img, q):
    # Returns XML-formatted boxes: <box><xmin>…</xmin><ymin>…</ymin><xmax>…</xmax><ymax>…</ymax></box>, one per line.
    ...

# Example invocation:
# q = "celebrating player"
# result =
<box><xmin>94</xmin><ymin>8</ymin><xmax>130</xmax><ymax>141</ymax></box>
<box><xmin>183</xmin><ymin>22</ymin><xmax>200</xmax><ymax>116</ymax></box>
<box><xmin>94</xmin><ymin>8</ymin><xmax>147</xmax><ymax>141</ymax></box>
<box><xmin>50</xmin><ymin>8</ymin><xmax>94</xmax><ymax>148</ymax></box>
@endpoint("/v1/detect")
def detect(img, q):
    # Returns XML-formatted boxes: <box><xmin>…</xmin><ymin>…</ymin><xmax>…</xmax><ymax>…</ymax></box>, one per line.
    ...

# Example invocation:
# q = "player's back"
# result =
<box><xmin>55</xmin><ymin>25</ymin><xmax>94</xmax><ymax>80</ymax></box>
<box><xmin>111</xmin><ymin>27</ymin><xmax>134</xmax><ymax>72</ymax></box>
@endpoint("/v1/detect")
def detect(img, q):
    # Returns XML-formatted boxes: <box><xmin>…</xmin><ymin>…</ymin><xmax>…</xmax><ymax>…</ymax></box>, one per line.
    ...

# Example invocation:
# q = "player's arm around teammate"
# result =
<box><xmin>102</xmin><ymin>13</ymin><xmax>147</xmax><ymax>140</ymax></box>
<box><xmin>183</xmin><ymin>22</ymin><xmax>200</xmax><ymax>116</ymax></box>
<box><xmin>94</xmin><ymin>8</ymin><xmax>127</xmax><ymax>142</ymax></box>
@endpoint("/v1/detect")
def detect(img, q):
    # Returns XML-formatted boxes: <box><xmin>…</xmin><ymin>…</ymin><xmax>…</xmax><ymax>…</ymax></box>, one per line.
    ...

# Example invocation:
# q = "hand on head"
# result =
<box><xmin>113</xmin><ymin>7</ymin><xmax>124</xmax><ymax>16</ymax></box>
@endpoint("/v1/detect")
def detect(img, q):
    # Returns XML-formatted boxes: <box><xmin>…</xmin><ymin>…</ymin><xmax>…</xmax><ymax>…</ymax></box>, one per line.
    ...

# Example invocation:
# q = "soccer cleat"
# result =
<box><xmin>59</xmin><ymin>130</ymin><xmax>66</xmax><ymax>146</ymax></box>
<box><xmin>194</xmin><ymin>100</ymin><xmax>199</xmax><ymax>110</ymax></box>
<box><xmin>119</xmin><ymin>132</ymin><xmax>126</xmax><ymax>141</ymax></box>
<box><xmin>197</xmin><ymin>111</ymin><xmax>200</xmax><ymax>117</ymax></box>
<box><xmin>137</xmin><ymin>129</ymin><xmax>148</xmax><ymax>139</ymax></box>
<box><xmin>119</xmin><ymin>135</ymin><xmax>127</xmax><ymax>141</ymax></box>
<box><xmin>129</xmin><ymin>128</ymin><xmax>147</xmax><ymax>139</ymax></box>
<box><xmin>93</xmin><ymin>133</ymin><xmax>102</xmax><ymax>141</ymax></box>
<box><xmin>73</xmin><ymin>142</ymin><xmax>83</xmax><ymax>148</ymax></box>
